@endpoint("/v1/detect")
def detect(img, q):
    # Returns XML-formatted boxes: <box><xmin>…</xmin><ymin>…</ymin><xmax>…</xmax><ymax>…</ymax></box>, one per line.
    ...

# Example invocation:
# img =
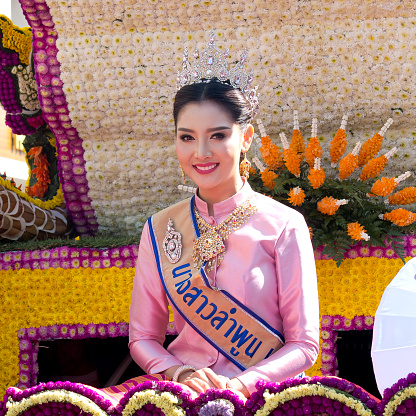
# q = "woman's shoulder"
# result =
<box><xmin>151</xmin><ymin>196</ymin><xmax>193</xmax><ymax>219</ymax></box>
<box><xmin>252</xmin><ymin>191</ymin><xmax>305</xmax><ymax>220</ymax></box>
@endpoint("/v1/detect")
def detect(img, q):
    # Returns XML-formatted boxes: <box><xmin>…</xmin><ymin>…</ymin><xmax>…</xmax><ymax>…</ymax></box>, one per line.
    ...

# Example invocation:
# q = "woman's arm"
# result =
<box><xmin>129</xmin><ymin>221</ymin><xmax>184</xmax><ymax>373</ymax></box>
<box><xmin>233</xmin><ymin>212</ymin><xmax>320</xmax><ymax>394</ymax></box>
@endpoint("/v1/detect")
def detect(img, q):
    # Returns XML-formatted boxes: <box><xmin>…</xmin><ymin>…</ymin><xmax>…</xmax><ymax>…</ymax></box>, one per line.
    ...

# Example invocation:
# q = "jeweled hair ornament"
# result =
<box><xmin>176</xmin><ymin>31</ymin><xmax>259</xmax><ymax>115</ymax></box>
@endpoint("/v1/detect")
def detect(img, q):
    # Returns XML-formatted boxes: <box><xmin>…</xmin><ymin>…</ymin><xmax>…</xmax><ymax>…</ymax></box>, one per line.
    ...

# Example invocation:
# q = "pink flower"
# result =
<box><xmin>364</xmin><ymin>316</ymin><xmax>374</xmax><ymax>329</ymax></box>
<box><xmin>40</xmin><ymin>260</ymin><xmax>50</xmax><ymax>270</ymax></box>
<box><xmin>332</xmin><ymin>316</ymin><xmax>342</xmax><ymax>329</ymax></box>
<box><xmin>59</xmin><ymin>247</ymin><xmax>69</xmax><ymax>258</ymax></box>
<box><xmin>41</xmin><ymin>250</ymin><xmax>50</xmax><ymax>259</ymax></box>
<box><xmin>321</xmin><ymin>315</ymin><xmax>333</xmax><ymax>328</ymax></box>
<box><xmin>346</xmin><ymin>248</ymin><xmax>358</xmax><ymax>259</ymax></box>
<box><xmin>71</xmin><ymin>258</ymin><xmax>80</xmax><ymax>268</ymax></box>
<box><xmin>102</xmin><ymin>259</ymin><xmax>111</xmax><ymax>268</ymax></box>
<box><xmin>384</xmin><ymin>247</ymin><xmax>396</xmax><ymax>258</ymax></box>
<box><xmin>342</xmin><ymin>318</ymin><xmax>352</xmax><ymax>330</ymax></box>
<box><xmin>359</xmin><ymin>246</ymin><xmax>370</xmax><ymax>257</ymax></box>
<box><xmin>60</xmin><ymin>325</ymin><xmax>69</xmax><ymax>337</ymax></box>
<box><xmin>31</xmin><ymin>250</ymin><xmax>41</xmax><ymax>260</ymax></box>
<box><xmin>321</xmin><ymin>330</ymin><xmax>330</xmax><ymax>340</ymax></box>
<box><xmin>48</xmin><ymin>325</ymin><xmax>59</xmax><ymax>337</ymax></box>
<box><xmin>19</xmin><ymin>339</ymin><xmax>32</xmax><ymax>351</ymax></box>
<box><xmin>353</xmin><ymin>316</ymin><xmax>364</xmax><ymax>329</ymax></box>
<box><xmin>121</xmin><ymin>247</ymin><xmax>132</xmax><ymax>258</ymax></box>
<box><xmin>91</xmin><ymin>260</ymin><xmax>101</xmax><ymax>268</ymax></box>
<box><xmin>77</xmin><ymin>325</ymin><xmax>86</xmax><ymax>337</ymax></box>
<box><xmin>27</xmin><ymin>328</ymin><xmax>39</xmax><ymax>340</ymax></box>
<box><xmin>371</xmin><ymin>248</ymin><xmax>383</xmax><ymax>258</ymax></box>
<box><xmin>97</xmin><ymin>324</ymin><xmax>107</xmax><ymax>338</ymax></box>
<box><xmin>87</xmin><ymin>324</ymin><xmax>97</xmax><ymax>336</ymax></box>
<box><xmin>69</xmin><ymin>326</ymin><xmax>77</xmax><ymax>338</ymax></box>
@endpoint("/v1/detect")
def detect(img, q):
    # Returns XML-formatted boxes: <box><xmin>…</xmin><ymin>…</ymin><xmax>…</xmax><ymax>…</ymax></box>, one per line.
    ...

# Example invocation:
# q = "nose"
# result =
<box><xmin>194</xmin><ymin>139</ymin><xmax>212</xmax><ymax>160</ymax></box>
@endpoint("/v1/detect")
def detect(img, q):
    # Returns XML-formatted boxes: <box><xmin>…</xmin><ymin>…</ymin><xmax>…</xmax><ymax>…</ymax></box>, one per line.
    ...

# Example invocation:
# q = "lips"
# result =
<box><xmin>193</xmin><ymin>163</ymin><xmax>219</xmax><ymax>174</ymax></box>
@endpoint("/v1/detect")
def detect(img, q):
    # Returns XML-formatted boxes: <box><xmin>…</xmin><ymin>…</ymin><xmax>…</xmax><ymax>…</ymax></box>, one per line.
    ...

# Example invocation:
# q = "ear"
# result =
<box><xmin>241</xmin><ymin>124</ymin><xmax>254</xmax><ymax>153</ymax></box>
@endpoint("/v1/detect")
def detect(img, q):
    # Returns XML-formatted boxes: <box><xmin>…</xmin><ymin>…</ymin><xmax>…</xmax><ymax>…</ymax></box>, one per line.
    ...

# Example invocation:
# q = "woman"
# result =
<box><xmin>128</xmin><ymin>33</ymin><xmax>319</xmax><ymax>399</ymax></box>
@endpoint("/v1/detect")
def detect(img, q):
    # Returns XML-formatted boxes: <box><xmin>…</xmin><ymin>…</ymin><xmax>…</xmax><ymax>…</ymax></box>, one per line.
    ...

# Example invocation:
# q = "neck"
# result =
<box><xmin>198</xmin><ymin>177</ymin><xmax>245</xmax><ymax>216</ymax></box>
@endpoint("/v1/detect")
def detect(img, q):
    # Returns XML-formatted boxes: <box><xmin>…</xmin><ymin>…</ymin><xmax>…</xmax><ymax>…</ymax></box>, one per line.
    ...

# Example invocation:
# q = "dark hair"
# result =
<box><xmin>173</xmin><ymin>79</ymin><xmax>254</xmax><ymax>131</ymax></box>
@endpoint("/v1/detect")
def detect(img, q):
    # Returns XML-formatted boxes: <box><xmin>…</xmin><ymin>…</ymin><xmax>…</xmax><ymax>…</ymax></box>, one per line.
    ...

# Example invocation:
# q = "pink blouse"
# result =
<box><xmin>129</xmin><ymin>181</ymin><xmax>319</xmax><ymax>394</ymax></box>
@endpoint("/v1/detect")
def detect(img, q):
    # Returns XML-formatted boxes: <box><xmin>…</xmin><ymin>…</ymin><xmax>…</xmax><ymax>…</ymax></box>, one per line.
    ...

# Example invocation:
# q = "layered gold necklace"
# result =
<box><xmin>192</xmin><ymin>198</ymin><xmax>257</xmax><ymax>272</ymax></box>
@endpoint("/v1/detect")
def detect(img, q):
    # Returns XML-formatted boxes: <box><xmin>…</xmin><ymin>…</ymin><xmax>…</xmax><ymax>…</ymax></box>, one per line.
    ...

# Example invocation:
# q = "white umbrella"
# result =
<box><xmin>371</xmin><ymin>257</ymin><xmax>416</xmax><ymax>395</ymax></box>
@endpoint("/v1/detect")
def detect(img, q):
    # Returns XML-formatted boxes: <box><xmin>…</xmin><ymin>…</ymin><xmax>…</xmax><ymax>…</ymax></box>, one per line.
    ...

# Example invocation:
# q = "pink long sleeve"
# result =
<box><xmin>128</xmin><ymin>221</ymin><xmax>183</xmax><ymax>373</ymax></box>
<box><xmin>129</xmin><ymin>181</ymin><xmax>319</xmax><ymax>393</ymax></box>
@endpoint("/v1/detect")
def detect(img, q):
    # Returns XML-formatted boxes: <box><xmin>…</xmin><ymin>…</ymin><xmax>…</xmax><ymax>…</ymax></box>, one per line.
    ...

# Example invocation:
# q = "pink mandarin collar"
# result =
<box><xmin>194</xmin><ymin>178</ymin><xmax>255</xmax><ymax>219</ymax></box>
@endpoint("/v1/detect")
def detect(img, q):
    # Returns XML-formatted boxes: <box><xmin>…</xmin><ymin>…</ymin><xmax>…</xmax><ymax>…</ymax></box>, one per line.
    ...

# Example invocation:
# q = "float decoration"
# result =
<box><xmin>249</xmin><ymin>116</ymin><xmax>416</xmax><ymax>265</ymax></box>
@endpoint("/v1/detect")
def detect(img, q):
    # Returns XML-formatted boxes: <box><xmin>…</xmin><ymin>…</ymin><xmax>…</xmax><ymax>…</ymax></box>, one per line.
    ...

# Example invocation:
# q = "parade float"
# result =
<box><xmin>2</xmin><ymin>0</ymin><xmax>416</xmax><ymax>414</ymax></box>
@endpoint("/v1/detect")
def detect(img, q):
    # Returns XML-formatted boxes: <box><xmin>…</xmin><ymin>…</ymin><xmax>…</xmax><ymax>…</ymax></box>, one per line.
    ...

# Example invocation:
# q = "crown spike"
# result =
<box><xmin>177</xmin><ymin>32</ymin><xmax>259</xmax><ymax>115</ymax></box>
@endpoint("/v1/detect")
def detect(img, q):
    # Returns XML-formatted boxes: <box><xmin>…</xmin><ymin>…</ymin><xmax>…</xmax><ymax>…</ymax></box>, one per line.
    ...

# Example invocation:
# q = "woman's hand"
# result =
<box><xmin>180</xmin><ymin>367</ymin><xmax>228</xmax><ymax>393</ymax></box>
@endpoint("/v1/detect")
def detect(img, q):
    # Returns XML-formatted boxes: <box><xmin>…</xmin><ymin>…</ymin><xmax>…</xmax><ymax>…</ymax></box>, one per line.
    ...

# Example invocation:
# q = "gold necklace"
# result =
<box><xmin>192</xmin><ymin>198</ymin><xmax>257</xmax><ymax>272</ymax></box>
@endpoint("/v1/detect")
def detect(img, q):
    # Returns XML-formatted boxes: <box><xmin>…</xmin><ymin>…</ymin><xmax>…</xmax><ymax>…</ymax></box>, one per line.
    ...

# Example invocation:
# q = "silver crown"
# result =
<box><xmin>176</xmin><ymin>31</ymin><xmax>259</xmax><ymax>115</ymax></box>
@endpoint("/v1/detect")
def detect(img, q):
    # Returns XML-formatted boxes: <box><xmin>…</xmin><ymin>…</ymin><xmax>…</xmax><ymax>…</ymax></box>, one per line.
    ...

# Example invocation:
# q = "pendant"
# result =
<box><xmin>192</xmin><ymin>229</ymin><xmax>225</xmax><ymax>269</ymax></box>
<box><xmin>163</xmin><ymin>218</ymin><xmax>182</xmax><ymax>263</ymax></box>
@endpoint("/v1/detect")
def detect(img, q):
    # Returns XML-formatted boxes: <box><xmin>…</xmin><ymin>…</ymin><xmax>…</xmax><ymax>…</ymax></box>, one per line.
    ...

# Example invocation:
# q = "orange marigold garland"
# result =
<box><xmin>387</xmin><ymin>187</ymin><xmax>416</xmax><ymax>206</ymax></box>
<box><xmin>338</xmin><ymin>141</ymin><xmax>361</xmax><ymax>180</ymax></box>
<box><xmin>308</xmin><ymin>158</ymin><xmax>325</xmax><ymax>189</ymax></box>
<box><xmin>380</xmin><ymin>208</ymin><xmax>416</xmax><ymax>226</ymax></box>
<box><xmin>260</xmin><ymin>168</ymin><xmax>278</xmax><ymax>190</ymax></box>
<box><xmin>280</xmin><ymin>132</ymin><xmax>301</xmax><ymax>178</ymax></box>
<box><xmin>305</xmin><ymin>118</ymin><xmax>323</xmax><ymax>168</ymax></box>
<box><xmin>360</xmin><ymin>147</ymin><xmax>397</xmax><ymax>181</ymax></box>
<box><xmin>317</xmin><ymin>196</ymin><xmax>348</xmax><ymax>215</ymax></box>
<box><xmin>289</xmin><ymin>110</ymin><xmax>305</xmax><ymax>159</ymax></box>
<box><xmin>26</xmin><ymin>146</ymin><xmax>51</xmax><ymax>198</ymax></box>
<box><xmin>347</xmin><ymin>222</ymin><xmax>370</xmax><ymax>241</ymax></box>
<box><xmin>288</xmin><ymin>186</ymin><xmax>305</xmax><ymax>206</ymax></box>
<box><xmin>257</xmin><ymin>119</ymin><xmax>283</xmax><ymax>170</ymax></box>
<box><xmin>330</xmin><ymin>115</ymin><xmax>348</xmax><ymax>167</ymax></box>
<box><xmin>370</xmin><ymin>172</ymin><xmax>411</xmax><ymax>197</ymax></box>
<box><xmin>358</xmin><ymin>118</ymin><xmax>393</xmax><ymax>167</ymax></box>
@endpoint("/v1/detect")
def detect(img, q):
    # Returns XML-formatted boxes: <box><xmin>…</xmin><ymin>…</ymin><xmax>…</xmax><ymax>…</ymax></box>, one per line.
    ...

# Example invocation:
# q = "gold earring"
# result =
<box><xmin>180</xmin><ymin>165</ymin><xmax>186</xmax><ymax>184</ymax></box>
<box><xmin>240</xmin><ymin>153</ymin><xmax>251</xmax><ymax>179</ymax></box>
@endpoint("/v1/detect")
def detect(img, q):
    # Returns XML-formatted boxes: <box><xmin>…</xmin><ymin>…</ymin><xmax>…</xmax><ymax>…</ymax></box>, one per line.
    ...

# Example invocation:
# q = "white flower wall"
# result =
<box><xmin>40</xmin><ymin>0</ymin><xmax>416</xmax><ymax>235</ymax></box>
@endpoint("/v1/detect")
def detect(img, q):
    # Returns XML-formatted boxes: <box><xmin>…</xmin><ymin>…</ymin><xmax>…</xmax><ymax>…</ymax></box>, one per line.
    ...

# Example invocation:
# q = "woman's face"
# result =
<box><xmin>176</xmin><ymin>100</ymin><xmax>253</xmax><ymax>206</ymax></box>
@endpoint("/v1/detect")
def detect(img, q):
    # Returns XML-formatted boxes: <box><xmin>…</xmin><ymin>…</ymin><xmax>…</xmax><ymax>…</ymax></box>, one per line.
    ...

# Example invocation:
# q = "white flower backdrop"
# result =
<box><xmin>35</xmin><ymin>0</ymin><xmax>416</xmax><ymax>235</ymax></box>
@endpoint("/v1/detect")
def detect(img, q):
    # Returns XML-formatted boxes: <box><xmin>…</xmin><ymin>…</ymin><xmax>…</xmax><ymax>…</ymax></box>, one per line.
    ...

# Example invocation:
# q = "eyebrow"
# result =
<box><xmin>177</xmin><ymin>126</ymin><xmax>231</xmax><ymax>133</ymax></box>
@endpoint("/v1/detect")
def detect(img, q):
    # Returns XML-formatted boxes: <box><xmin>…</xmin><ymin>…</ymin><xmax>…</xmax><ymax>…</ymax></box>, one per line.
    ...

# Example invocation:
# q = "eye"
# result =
<box><xmin>210</xmin><ymin>132</ymin><xmax>225</xmax><ymax>140</ymax></box>
<box><xmin>179</xmin><ymin>134</ymin><xmax>194</xmax><ymax>141</ymax></box>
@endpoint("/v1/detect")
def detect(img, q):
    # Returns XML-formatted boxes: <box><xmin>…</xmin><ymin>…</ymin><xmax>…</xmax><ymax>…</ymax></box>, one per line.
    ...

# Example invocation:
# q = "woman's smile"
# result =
<box><xmin>193</xmin><ymin>163</ymin><xmax>219</xmax><ymax>173</ymax></box>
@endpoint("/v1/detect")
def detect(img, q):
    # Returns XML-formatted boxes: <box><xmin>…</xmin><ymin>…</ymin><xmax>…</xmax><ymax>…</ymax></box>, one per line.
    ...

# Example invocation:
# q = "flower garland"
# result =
<box><xmin>250</xmin><ymin>117</ymin><xmax>416</xmax><ymax>264</ymax></box>
<box><xmin>190</xmin><ymin>389</ymin><xmax>248</xmax><ymax>416</ymax></box>
<box><xmin>377</xmin><ymin>373</ymin><xmax>416</xmax><ymax>416</ymax></box>
<box><xmin>246</xmin><ymin>377</ymin><xmax>378</xmax><ymax>416</ymax></box>
<box><xmin>116</xmin><ymin>381</ymin><xmax>190</xmax><ymax>416</ymax></box>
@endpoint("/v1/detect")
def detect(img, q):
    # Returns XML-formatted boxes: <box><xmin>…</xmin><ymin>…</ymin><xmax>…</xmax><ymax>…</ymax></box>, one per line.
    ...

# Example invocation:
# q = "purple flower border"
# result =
<box><xmin>19</xmin><ymin>0</ymin><xmax>98</xmax><ymax>236</ymax></box>
<box><xmin>320</xmin><ymin>315</ymin><xmax>374</xmax><ymax>376</ymax></box>
<box><xmin>17</xmin><ymin>321</ymin><xmax>177</xmax><ymax>391</ymax></box>
<box><xmin>0</xmin><ymin>244</ymin><xmax>139</xmax><ymax>271</ymax></box>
